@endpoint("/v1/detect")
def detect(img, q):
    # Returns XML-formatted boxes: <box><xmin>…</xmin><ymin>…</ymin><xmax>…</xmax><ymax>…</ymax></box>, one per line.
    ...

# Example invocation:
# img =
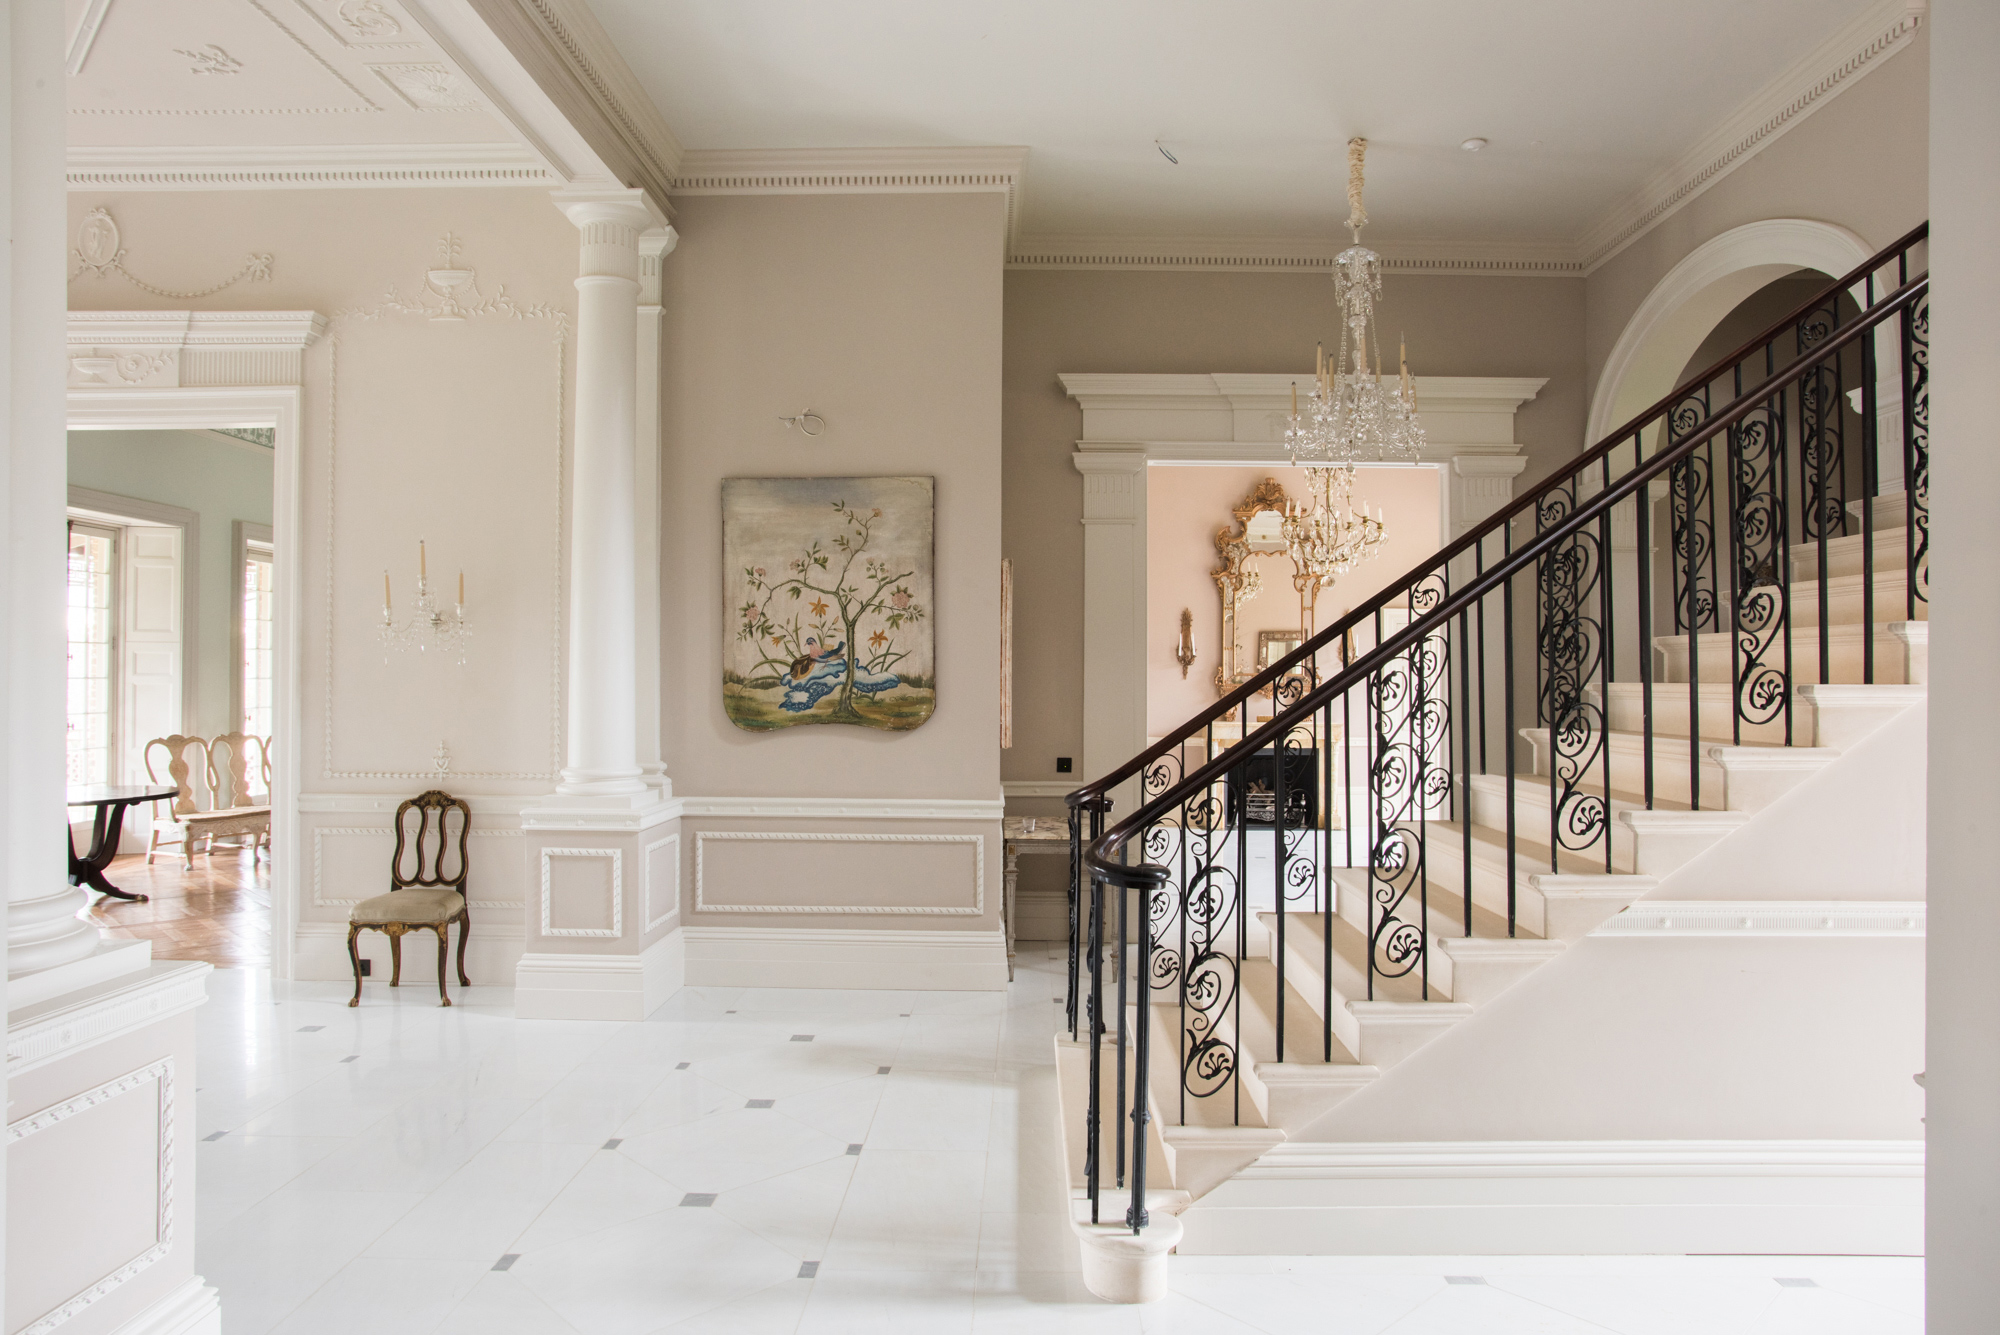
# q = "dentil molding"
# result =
<box><xmin>673</xmin><ymin>147</ymin><xmax>1029</xmax><ymax>248</ymax></box>
<box><xmin>67</xmin><ymin>142</ymin><xmax>556</xmax><ymax>191</ymax></box>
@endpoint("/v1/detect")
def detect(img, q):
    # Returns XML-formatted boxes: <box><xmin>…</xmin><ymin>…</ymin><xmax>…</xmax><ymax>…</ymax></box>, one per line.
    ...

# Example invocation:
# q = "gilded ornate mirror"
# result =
<box><xmin>1212</xmin><ymin>478</ymin><xmax>1307</xmax><ymax>696</ymax></box>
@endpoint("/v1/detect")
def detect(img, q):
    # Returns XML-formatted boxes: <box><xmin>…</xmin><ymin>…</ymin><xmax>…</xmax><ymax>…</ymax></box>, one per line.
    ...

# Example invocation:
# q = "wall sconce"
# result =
<box><xmin>1175</xmin><ymin>608</ymin><xmax>1197</xmax><ymax>679</ymax></box>
<box><xmin>778</xmin><ymin>411</ymin><xmax>826</xmax><ymax>437</ymax></box>
<box><xmin>380</xmin><ymin>539</ymin><xmax>470</xmax><ymax>664</ymax></box>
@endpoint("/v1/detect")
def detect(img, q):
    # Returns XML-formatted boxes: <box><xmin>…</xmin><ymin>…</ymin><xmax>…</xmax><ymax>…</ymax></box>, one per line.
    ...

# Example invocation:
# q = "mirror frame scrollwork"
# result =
<box><xmin>1213</xmin><ymin>477</ymin><xmax>1306</xmax><ymax>697</ymax></box>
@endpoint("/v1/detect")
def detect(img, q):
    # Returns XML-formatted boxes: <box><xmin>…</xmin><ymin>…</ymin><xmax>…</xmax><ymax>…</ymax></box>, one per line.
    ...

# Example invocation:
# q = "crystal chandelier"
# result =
<box><xmin>1284</xmin><ymin>137</ymin><xmax>1428</xmax><ymax>469</ymax></box>
<box><xmin>379</xmin><ymin>540</ymin><xmax>470</xmax><ymax>664</ymax></box>
<box><xmin>1283</xmin><ymin>464</ymin><xmax>1386</xmax><ymax>631</ymax></box>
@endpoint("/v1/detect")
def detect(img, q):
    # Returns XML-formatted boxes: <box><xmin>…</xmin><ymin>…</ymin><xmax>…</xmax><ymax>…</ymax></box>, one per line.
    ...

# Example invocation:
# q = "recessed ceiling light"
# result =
<box><xmin>1156</xmin><ymin>140</ymin><xmax>1180</xmax><ymax>165</ymax></box>
<box><xmin>1460</xmin><ymin>137</ymin><xmax>1489</xmax><ymax>152</ymax></box>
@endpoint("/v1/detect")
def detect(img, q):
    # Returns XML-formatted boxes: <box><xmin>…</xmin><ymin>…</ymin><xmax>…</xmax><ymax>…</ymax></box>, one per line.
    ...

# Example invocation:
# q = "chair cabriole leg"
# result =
<box><xmin>347</xmin><ymin>925</ymin><xmax>364</xmax><ymax>1007</ymax></box>
<box><xmin>455</xmin><ymin>911</ymin><xmax>470</xmax><ymax>987</ymax></box>
<box><xmin>389</xmin><ymin>927</ymin><xmax>403</xmax><ymax>986</ymax></box>
<box><xmin>435</xmin><ymin>925</ymin><xmax>451</xmax><ymax>1006</ymax></box>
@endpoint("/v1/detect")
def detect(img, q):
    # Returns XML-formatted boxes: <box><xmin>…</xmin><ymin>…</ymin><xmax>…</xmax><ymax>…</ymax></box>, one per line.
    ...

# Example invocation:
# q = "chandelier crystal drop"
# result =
<box><xmin>1284</xmin><ymin>137</ymin><xmax>1428</xmax><ymax>469</ymax></box>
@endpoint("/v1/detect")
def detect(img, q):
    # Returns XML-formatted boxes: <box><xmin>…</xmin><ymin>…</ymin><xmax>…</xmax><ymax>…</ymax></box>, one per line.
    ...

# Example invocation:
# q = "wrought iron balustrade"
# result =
<box><xmin>1061</xmin><ymin>223</ymin><xmax>1930</xmax><ymax>1235</ymax></box>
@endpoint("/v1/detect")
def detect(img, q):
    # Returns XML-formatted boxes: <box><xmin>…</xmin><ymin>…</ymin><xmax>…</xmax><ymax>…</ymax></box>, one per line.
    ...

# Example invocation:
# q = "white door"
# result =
<box><xmin>122</xmin><ymin>525</ymin><xmax>184</xmax><ymax>789</ymax></box>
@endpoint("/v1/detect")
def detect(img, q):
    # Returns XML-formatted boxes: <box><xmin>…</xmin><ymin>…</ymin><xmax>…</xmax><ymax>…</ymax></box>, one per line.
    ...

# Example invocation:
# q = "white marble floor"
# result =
<box><xmin>193</xmin><ymin>946</ymin><xmax>1923</xmax><ymax>1334</ymax></box>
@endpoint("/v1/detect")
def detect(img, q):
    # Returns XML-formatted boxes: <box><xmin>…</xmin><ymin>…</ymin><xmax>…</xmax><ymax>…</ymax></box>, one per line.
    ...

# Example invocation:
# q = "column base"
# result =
<box><xmin>8</xmin><ymin>884</ymin><xmax>104</xmax><ymax>979</ymax></box>
<box><xmin>1074</xmin><ymin>1213</ymin><xmax>1183</xmax><ymax>1303</ymax></box>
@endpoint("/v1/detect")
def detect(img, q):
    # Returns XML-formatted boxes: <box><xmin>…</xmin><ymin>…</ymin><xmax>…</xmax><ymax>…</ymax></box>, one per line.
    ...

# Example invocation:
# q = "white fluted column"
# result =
<box><xmin>552</xmin><ymin>190</ymin><xmax>671</xmax><ymax>800</ymax></box>
<box><xmin>10</xmin><ymin>0</ymin><xmax>100</xmax><ymax>979</ymax></box>
<box><xmin>635</xmin><ymin>228</ymin><xmax>676</xmax><ymax>792</ymax></box>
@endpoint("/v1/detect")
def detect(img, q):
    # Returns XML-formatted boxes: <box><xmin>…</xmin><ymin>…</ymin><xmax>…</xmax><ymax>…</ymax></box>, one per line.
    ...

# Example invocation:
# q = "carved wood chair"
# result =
<box><xmin>347</xmin><ymin>789</ymin><xmax>471</xmax><ymax>1007</ymax></box>
<box><xmin>143</xmin><ymin>733</ymin><xmax>272</xmax><ymax>868</ymax></box>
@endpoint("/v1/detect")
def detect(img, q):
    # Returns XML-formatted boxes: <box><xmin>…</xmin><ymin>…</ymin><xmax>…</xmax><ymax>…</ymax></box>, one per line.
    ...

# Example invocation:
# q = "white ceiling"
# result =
<box><xmin>592</xmin><ymin>0</ymin><xmax>1880</xmax><ymax>246</ymax></box>
<box><xmin>64</xmin><ymin>0</ymin><xmax>516</xmax><ymax>148</ymax></box>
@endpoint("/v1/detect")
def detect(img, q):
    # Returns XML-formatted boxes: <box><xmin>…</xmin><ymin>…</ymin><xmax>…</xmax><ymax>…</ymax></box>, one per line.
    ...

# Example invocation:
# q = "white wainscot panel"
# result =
<box><xmin>694</xmin><ymin>831</ymin><xmax>984</xmax><ymax>915</ymax></box>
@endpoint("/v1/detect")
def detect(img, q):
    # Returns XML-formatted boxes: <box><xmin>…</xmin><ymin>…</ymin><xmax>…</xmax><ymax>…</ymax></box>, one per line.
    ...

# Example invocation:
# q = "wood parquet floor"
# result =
<box><xmin>85</xmin><ymin>845</ymin><xmax>270</xmax><ymax>970</ymax></box>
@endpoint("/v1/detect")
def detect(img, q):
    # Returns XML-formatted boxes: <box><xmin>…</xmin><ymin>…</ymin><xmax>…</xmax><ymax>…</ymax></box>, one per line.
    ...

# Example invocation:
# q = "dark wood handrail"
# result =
<box><xmin>1064</xmin><ymin>221</ymin><xmax>1928</xmax><ymax>814</ymax></box>
<box><xmin>1084</xmin><ymin>269</ymin><xmax>1928</xmax><ymax>882</ymax></box>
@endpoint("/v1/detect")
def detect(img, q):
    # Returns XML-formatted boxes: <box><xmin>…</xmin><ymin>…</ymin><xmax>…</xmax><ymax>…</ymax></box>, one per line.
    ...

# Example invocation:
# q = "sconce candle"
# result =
<box><xmin>378</xmin><ymin>540</ymin><xmax>471</xmax><ymax>664</ymax></box>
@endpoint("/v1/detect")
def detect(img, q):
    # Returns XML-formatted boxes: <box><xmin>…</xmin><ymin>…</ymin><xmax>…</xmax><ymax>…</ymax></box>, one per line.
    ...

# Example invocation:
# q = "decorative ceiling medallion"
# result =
<box><xmin>369</xmin><ymin>63</ymin><xmax>477</xmax><ymax>111</ymax></box>
<box><xmin>175</xmin><ymin>44</ymin><xmax>245</xmax><ymax>76</ymax></box>
<box><xmin>289</xmin><ymin>0</ymin><xmax>423</xmax><ymax>49</ymax></box>
<box><xmin>68</xmin><ymin>208</ymin><xmax>273</xmax><ymax>300</ymax></box>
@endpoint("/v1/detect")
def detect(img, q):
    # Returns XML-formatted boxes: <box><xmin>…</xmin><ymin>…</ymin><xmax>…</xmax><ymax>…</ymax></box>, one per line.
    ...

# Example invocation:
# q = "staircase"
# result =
<box><xmin>1055</xmin><ymin>224</ymin><xmax>1930</xmax><ymax>1292</ymax></box>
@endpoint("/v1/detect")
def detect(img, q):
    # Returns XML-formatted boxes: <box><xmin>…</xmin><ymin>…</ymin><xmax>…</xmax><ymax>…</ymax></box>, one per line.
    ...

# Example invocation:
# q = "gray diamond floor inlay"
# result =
<box><xmin>492</xmin><ymin>1254</ymin><xmax>519</xmax><ymax>1271</ymax></box>
<box><xmin>602</xmin><ymin>1138</ymin><xmax>623</xmax><ymax>1150</ymax></box>
<box><xmin>845</xmin><ymin>1144</ymin><xmax>862</xmax><ymax>1155</ymax></box>
<box><xmin>203</xmin><ymin>1131</ymin><xmax>228</xmax><ymax>1141</ymax></box>
<box><xmin>675</xmin><ymin>1062</ymin><xmax>691</xmax><ymax>1070</ymax></box>
<box><xmin>790</xmin><ymin>1034</ymin><xmax>814</xmax><ymax>1042</ymax></box>
<box><xmin>876</xmin><ymin>1066</ymin><xmax>891</xmax><ymax>1074</ymax></box>
<box><xmin>1445</xmin><ymin>1276</ymin><xmax>1487</xmax><ymax>1285</ymax></box>
<box><xmin>1775</xmin><ymin>1278</ymin><xmax>1819</xmax><ymax>1288</ymax></box>
<box><xmin>340</xmin><ymin>1055</ymin><xmax>359</xmax><ymax>1063</ymax></box>
<box><xmin>797</xmin><ymin>1261</ymin><xmax>819</xmax><ymax>1279</ymax></box>
<box><xmin>680</xmin><ymin>1193</ymin><xmax>717</xmax><ymax>1208</ymax></box>
<box><xmin>746</xmin><ymin>1099</ymin><xmax>775</xmax><ymax>1109</ymax></box>
<box><xmin>297</xmin><ymin>1025</ymin><xmax>324</xmax><ymax>1032</ymax></box>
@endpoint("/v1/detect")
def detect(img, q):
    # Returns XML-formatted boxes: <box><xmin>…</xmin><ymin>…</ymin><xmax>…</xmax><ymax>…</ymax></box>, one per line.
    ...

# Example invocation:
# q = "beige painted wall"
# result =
<box><xmin>1145</xmin><ymin>463</ymin><xmax>1441</xmax><ymax>737</ymax></box>
<box><xmin>1002</xmin><ymin>269</ymin><xmax>1582</xmax><ymax>793</ymax></box>
<box><xmin>1583</xmin><ymin>29</ymin><xmax>1930</xmax><ymax>407</ymax></box>
<box><xmin>659</xmin><ymin>191</ymin><xmax>1006</xmax><ymax>931</ymax></box>
<box><xmin>67</xmin><ymin>187</ymin><xmax>580</xmax><ymax>974</ymax></box>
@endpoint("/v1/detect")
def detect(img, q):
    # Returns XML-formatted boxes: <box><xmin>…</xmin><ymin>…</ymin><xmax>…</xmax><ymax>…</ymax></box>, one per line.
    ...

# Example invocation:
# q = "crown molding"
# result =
<box><xmin>446</xmin><ymin>0</ymin><xmax>682</xmax><ymax>207</ymax></box>
<box><xmin>673</xmin><ymin>147</ymin><xmax>1028</xmax><ymax>247</ymax></box>
<box><xmin>66</xmin><ymin>142</ymin><xmax>556</xmax><ymax>191</ymax></box>
<box><xmin>1574</xmin><ymin>0</ymin><xmax>1925</xmax><ymax>271</ymax></box>
<box><xmin>1007</xmin><ymin>234</ymin><xmax>1583</xmax><ymax>277</ymax></box>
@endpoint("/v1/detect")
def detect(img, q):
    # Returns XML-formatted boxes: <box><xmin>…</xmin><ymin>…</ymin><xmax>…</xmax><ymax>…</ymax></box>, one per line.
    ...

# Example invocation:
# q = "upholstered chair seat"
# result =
<box><xmin>351</xmin><ymin>887</ymin><xmax>464</xmax><ymax>925</ymax></box>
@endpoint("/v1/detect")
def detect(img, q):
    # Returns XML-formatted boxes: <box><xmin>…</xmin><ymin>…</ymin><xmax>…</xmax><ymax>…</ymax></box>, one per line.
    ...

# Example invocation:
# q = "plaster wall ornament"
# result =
<box><xmin>68</xmin><ymin>347</ymin><xmax>180</xmax><ymax>388</ymax></box>
<box><xmin>336</xmin><ymin>0</ymin><xmax>402</xmax><ymax>39</ymax></box>
<box><xmin>175</xmin><ymin>44</ymin><xmax>244</xmax><ymax>75</ymax></box>
<box><xmin>370</xmin><ymin>63</ymin><xmax>478</xmax><ymax>111</ymax></box>
<box><xmin>323</xmin><ymin>233</ymin><xmax>568</xmax><ymax>782</ymax></box>
<box><xmin>69</xmin><ymin>208</ymin><xmax>273</xmax><ymax>300</ymax></box>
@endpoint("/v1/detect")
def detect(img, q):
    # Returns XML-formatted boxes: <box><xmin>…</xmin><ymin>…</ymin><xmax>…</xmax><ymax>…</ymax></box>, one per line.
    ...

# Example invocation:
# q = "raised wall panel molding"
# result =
<box><xmin>298</xmin><ymin>791</ymin><xmax>533</xmax><ymax>816</ymax></box>
<box><xmin>642</xmin><ymin>833</ymin><xmax>680</xmax><ymax>932</ymax></box>
<box><xmin>6</xmin><ymin>961</ymin><xmax>212</xmax><ymax>1078</ymax></box>
<box><xmin>310</xmin><ymin>826</ymin><xmax>525</xmax><ymax>909</ymax></box>
<box><xmin>67</xmin><ymin>143</ymin><xmax>556</xmax><ymax>191</ymax></box>
<box><xmin>1575</xmin><ymin>0</ymin><xmax>1925</xmax><ymax>272</ymax></box>
<box><xmin>1591</xmin><ymin>900</ymin><xmax>1926</xmax><ymax>937</ymax></box>
<box><xmin>7</xmin><ymin>1059</ymin><xmax>175</xmax><ymax>1335</ymax></box>
<box><xmin>674</xmin><ymin>147</ymin><xmax>1028</xmax><ymax>247</ymax></box>
<box><xmin>540</xmin><ymin>847</ymin><xmax>624</xmax><ymax>937</ymax></box>
<box><xmin>679</xmin><ymin>795</ymin><xmax>1005</xmax><ymax>821</ymax></box>
<box><xmin>320</xmin><ymin>240</ymin><xmax>566</xmax><ymax>782</ymax></box>
<box><xmin>694</xmin><ymin>831</ymin><xmax>985</xmax><ymax>915</ymax></box>
<box><xmin>1241</xmin><ymin>1137</ymin><xmax>1926</xmax><ymax>1178</ymax></box>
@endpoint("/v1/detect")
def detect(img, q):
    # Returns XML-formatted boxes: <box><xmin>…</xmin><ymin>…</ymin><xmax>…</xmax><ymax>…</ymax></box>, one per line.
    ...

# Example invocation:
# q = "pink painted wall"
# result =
<box><xmin>1145</xmin><ymin>463</ymin><xmax>1441</xmax><ymax>738</ymax></box>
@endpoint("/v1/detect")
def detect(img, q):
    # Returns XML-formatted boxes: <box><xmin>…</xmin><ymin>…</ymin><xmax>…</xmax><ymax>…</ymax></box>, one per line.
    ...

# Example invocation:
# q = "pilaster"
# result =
<box><xmin>1072</xmin><ymin>449</ymin><xmax>1148</xmax><ymax>798</ymax></box>
<box><xmin>635</xmin><ymin>227</ymin><xmax>677</xmax><ymax>792</ymax></box>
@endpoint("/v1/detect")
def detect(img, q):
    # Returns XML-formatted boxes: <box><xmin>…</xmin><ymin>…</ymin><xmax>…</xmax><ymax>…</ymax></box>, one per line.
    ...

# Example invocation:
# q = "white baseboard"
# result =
<box><xmin>292</xmin><ymin>920</ymin><xmax>524</xmax><ymax>989</ymax></box>
<box><xmin>1177</xmin><ymin>1139</ymin><xmax>1925</xmax><ymax>1256</ymax></box>
<box><xmin>514</xmin><ymin>931</ymin><xmax>686</xmax><ymax>1021</ymax></box>
<box><xmin>110</xmin><ymin>1278</ymin><xmax>221</xmax><ymax>1335</ymax></box>
<box><xmin>683</xmin><ymin>926</ymin><xmax>1008</xmax><ymax>991</ymax></box>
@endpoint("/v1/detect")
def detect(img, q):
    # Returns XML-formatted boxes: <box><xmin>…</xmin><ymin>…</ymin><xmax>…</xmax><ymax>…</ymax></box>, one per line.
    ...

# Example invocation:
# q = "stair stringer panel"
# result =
<box><xmin>1175</xmin><ymin>696</ymin><xmax>1927</xmax><ymax>1255</ymax></box>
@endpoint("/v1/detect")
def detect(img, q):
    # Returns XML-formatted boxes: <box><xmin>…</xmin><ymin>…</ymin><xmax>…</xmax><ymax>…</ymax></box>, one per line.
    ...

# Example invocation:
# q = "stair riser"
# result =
<box><xmin>1601</xmin><ymin>685</ymin><xmax>1809</xmax><ymax>746</ymax></box>
<box><xmin>1465</xmin><ymin>785</ymin><xmax>1639</xmax><ymax>873</ymax></box>
<box><xmin>1327</xmin><ymin>872</ymin><xmax>1463</xmax><ymax>998</ymax></box>
<box><xmin>1657</xmin><ymin>629</ymin><xmax>1913</xmax><ymax>686</ymax></box>
<box><xmin>1523</xmin><ymin>731</ymin><xmax>1728</xmax><ymax>808</ymax></box>
<box><xmin>1418</xmin><ymin>840</ymin><xmax>1549</xmax><ymax>938</ymax></box>
<box><xmin>1792</xmin><ymin>525</ymin><xmax>1918</xmax><ymax>582</ymax></box>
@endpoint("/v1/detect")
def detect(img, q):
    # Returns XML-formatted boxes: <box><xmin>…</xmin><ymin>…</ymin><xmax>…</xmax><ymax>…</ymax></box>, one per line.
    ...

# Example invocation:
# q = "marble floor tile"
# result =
<box><xmin>186</xmin><ymin>959</ymin><xmax>1924</xmax><ymax>1335</ymax></box>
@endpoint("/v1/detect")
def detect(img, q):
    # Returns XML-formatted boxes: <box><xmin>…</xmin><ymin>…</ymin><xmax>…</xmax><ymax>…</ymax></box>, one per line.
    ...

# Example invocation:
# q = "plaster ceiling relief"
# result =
<box><xmin>63</xmin><ymin>0</ymin><xmax>518</xmax><ymax>150</ymax></box>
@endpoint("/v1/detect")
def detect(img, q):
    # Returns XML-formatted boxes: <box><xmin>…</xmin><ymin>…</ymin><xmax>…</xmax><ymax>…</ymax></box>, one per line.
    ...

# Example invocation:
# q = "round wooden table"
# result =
<box><xmin>67</xmin><ymin>784</ymin><xmax>177</xmax><ymax>902</ymax></box>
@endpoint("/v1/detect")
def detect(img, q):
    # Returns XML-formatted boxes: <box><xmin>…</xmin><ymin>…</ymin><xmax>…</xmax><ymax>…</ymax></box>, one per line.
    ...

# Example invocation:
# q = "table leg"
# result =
<box><xmin>68</xmin><ymin>799</ymin><xmax>149</xmax><ymax>902</ymax></box>
<box><xmin>1003</xmin><ymin>843</ymin><xmax>1019</xmax><ymax>982</ymax></box>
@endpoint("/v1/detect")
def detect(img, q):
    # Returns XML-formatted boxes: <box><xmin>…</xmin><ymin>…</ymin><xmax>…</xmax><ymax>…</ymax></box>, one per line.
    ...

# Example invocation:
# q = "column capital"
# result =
<box><xmin>553</xmin><ymin>188</ymin><xmax>670</xmax><ymax>284</ymax></box>
<box><xmin>638</xmin><ymin>226</ymin><xmax>679</xmax><ymax>307</ymax></box>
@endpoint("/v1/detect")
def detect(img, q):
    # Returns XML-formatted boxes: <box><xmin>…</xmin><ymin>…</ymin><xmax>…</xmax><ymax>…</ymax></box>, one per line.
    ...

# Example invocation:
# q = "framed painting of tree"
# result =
<box><xmin>722</xmin><ymin>476</ymin><xmax>935</xmax><ymax>732</ymax></box>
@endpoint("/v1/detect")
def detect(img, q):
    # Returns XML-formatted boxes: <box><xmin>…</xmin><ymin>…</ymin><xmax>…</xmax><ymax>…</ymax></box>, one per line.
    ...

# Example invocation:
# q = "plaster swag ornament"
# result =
<box><xmin>69</xmin><ymin>208</ymin><xmax>273</xmax><ymax>300</ymax></box>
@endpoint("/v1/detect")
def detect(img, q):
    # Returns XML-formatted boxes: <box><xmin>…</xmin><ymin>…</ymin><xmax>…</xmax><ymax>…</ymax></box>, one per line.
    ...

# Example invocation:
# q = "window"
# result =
<box><xmin>242</xmin><ymin>543</ymin><xmax>274</xmax><ymax>738</ymax></box>
<box><xmin>66</xmin><ymin>522</ymin><xmax>118</xmax><ymax>787</ymax></box>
